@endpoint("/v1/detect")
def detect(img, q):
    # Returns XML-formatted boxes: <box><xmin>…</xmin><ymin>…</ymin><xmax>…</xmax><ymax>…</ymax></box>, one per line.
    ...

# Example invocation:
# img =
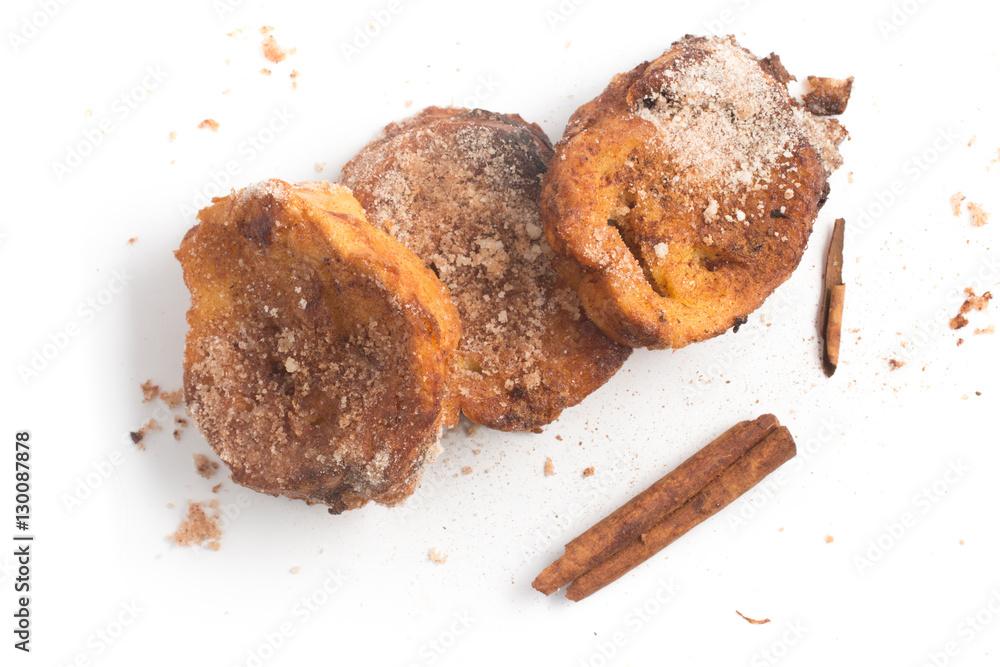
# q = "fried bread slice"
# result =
<box><xmin>542</xmin><ymin>35</ymin><xmax>849</xmax><ymax>349</ymax></box>
<box><xmin>342</xmin><ymin>107</ymin><xmax>630</xmax><ymax>431</ymax></box>
<box><xmin>176</xmin><ymin>179</ymin><xmax>460</xmax><ymax>513</ymax></box>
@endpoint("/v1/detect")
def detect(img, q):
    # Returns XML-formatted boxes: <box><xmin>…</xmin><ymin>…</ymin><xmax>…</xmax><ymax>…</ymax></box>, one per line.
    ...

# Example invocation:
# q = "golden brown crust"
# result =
<box><xmin>342</xmin><ymin>107</ymin><xmax>630</xmax><ymax>431</ymax></box>
<box><xmin>175</xmin><ymin>179</ymin><xmax>461</xmax><ymax>513</ymax></box>
<box><xmin>542</xmin><ymin>35</ymin><xmax>849</xmax><ymax>349</ymax></box>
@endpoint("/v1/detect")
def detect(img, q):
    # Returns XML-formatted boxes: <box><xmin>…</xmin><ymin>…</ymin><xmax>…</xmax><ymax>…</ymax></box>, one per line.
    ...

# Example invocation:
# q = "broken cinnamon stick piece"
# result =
<box><xmin>822</xmin><ymin>218</ymin><xmax>846</xmax><ymax>376</ymax></box>
<box><xmin>565</xmin><ymin>426</ymin><xmax>796</xmax><ymax>601</ymax></box>
<box><xmin>532</xmin><ymin>414</ymin><xmax>780</xmax><ymax>596</ymax></box>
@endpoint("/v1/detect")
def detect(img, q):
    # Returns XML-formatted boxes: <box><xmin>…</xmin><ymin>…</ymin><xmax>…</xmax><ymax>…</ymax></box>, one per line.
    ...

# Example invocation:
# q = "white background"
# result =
<box><xmin>1</xmin><ymin>0</ymin><xmax>999</xmax><ymax>665</ymax></box>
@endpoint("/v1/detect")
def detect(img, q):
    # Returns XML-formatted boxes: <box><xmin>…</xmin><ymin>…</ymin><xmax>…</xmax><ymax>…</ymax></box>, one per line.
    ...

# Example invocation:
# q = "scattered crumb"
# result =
<box><xmin>290</xmin><ymin>69</ymin><xmax>300</xmax><ymax>89</ymax></box>
<box><xmin>555</xmin><ymin>435</ymin><xmax>563</xmax><ymax>441</ymax></box>
<box><xmin>461</xmin><ymin>466</ymin><xmax>472</xmax><ymax>475</ymax></box>
<box><xmin>168</xmin><ymin>500</ymin><xmax>222</xmax><ymax>549</ymax></box>
<box><xmin>260</xmin><ymin>68</ymin><xmax>271</xmax><ymax>76</ymax></box>
<box><xmin>951</xmin><ymin>192</ymin><xmax>966</xmax><ymax>217</ymax></box>
<box><xmin>212</xmin><ymin>483</ymin><xmax>222</xmax><ymax>493</ymax></box>
<box><xmin>141</xmin><ymin>380</ymin><xmax>160</xmax><ymax>402</ymax></box>
<box><xmin>957</xmin><ymin>338</ymin><xmax>965</xmax><ymax>346</ymax></box>
<box><xmin>168</xmin><ymin>130</ymin><xmax>177</xmax><ymax>142</ymax></box>
<box><xmin>951</xmin><ymin>288</ymin><xmax>993</xmax><ymax>330</ymax></box>
<box><xmin>405</xmin><ymin>100</ymin><xmax>413</xmax><ymax>108</ymax></box>
<box><xmin>847</xmin><ymin>171</ymin><xmax>854</xmax><ymax>183</ymax></box>
<box><xmin>84</xmin><ymin>108</ymin><xmax>93</xmax><ymax>117</ymax></box>
<box><xmin>968</xmin><ymin>136</ymin><xmax>977</xmax><ymax>147</ymax></box>
<box><xmin>825</xmin><ymin>535</ymin><xmax>835</xmax><ymax>543</ymax></box>
<box><xmin>888</xmin><ymin>359</ymin><xmax>905</xmax><ymax>371</ymax></box>
<box><xmin>222</xmin><ymin>88</ymin><xmax>231</xmax><ymax>95</ymax></box>
<box><xmin>290</xmin><ymin>566</ymin><xmax>300</xmax><ymax>574</ymax></box>
<box><xmin>262</xmin><ymin>35</ymin><xmax>289</xmax><ymax>63</ymax></box>
<box><xmin>960</xmin><ymin>540</ymin><xmax>965</xmax><ymax>545</ymax></box>
<box><xmin>472</xmin><ymin>449</ymin><xmax>481</xmax><ymax>456</ymax></box>
<box><xmin>198</xmin><ymin>119</ymin><xmax>220</xmax><ymax>132</ymax></box>
<box><xmin>128</xmin><ymin>236</ymin><xmax>137</xmax><ymax>245</ymax></box>
<box><xmin>173</xmin><ymin>430</ymin><xmax>181</xmax><ymax>441</ymax></box>
<box><xmin>544</xmin><ymin>457</ymin><xmax>555</xmax><ymax>477</ymax></box>
<box><xmin>778</xmin><ymin>527</ymin><xmax>784</xmax><ymax>532</ymax></box>
<box><xmin>194</xmin><ymin>454</ymin><xmax>220</xmax><ymax>479</ymax></box>
<box><xmin>974</xmin><ymin>325</ymin><xmax>995</xmax><ymax>335</ymax></box>
<box><xmin>227</xmin><ymin>28</ymin><xmax>244</xmax><ymax>37</ymax></box>
<box><xmin>582</xmin><ymin>466</ymin><xmax>595</xmax><ymax>478</ymax></box>
<box><xmin>314</xmin><ymin>162</ymin><xmax>326</xmax><ymax>172</ymax></box>
<box><xmin>259</xmin><ymin>25</ymin><xmax>274</xmax><ymax>34</ymax></box>
<box><xmin>968</xmin><ymin>202</ymin><xmax>990</xmax><ymax>227</ymax></box>
<box><xmin>736</xmin><ymin>611</ymin><xmax>771</xmax><ymax>625</ymax></box>
<box><xmin>130</xmin><ymin>418</ymin><xmax>161</xmax><ymax>449</ymax></box>
<box><xmin>160</xmin><ymin>389</ymin><xmax>184</xmax><ymax>409</ymax></box>
<box><xmin>428</xmin><ymin>548</ymin><xmax>447</xmax><ymax>564</ymax></box>
<box><xmin>464</xmin><ymin>422</ymin><xmax>480</xmax><ymax>437</ymax></box>
<box><xmin>176</xmin><ymin>416</ymin><xmax>188</xmax><ymax>427</ymax></box>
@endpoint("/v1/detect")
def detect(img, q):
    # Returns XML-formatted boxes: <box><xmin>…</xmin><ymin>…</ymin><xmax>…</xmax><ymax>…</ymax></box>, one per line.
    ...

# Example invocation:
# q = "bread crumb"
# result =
<box><xmin>128</xmin><ymin>236</ymin><xmax>138</xmax><ymax>245</ymax></box>
<box><xmin>825</xmin><ymin>535</ymin><xmax>834</xmax><ymax>543</ymax></box>
<box><xmin>260</xmin><ymin>68</ymin><xmax>271</xmax><ymax>76</ymax></box>
<box><xmin>404</xmin><ymin>100</ymin><xmax>413</xmax><ymax>108</ymax></box>
<box><xmin>212</xmin><ymin>483</ymin><xmax>222</xmax><ymax>493</ymax></box>
<box><xmin>141</xmin><ymin>380</ymin><xmax>159</xmax><ymax>402</ymax></box>
<box><xmin>168</xmin><ymin>130</ymin><xmax>177</xmax><ymax>142</ymax></box>
<box><xmin>173</xmin><ymin>430</ymin><xmax>181</xmax><ymax>441</ymax></box>
<box><xmin>259</xmin><ymin>25</ymin><xmax>274</xmax><ymax>34</ymax></box>
<box><xmin>888</xmin><ymin>359</ymin><xmax>905</xmax><ymax>371</ymax></box>
<box><xmin>290</xmin><ymin>566</ymin><xmax>300</xmax><ymax>574</ymax></box>
<box><xmin>198</xmin><ymin>119</ymin><xmax>220</xmax><ymax>132</ymax></box>
<box><xmin>847</xmin><ymin>171</ymin><xmax>853</xmax><ymax>183</ymax></box>
<box><xmin>194</xmin><ymin>454</ymin><xmax>220</xmax><ymax>479</ymax></box>
<box><xmin>314</xmin><ymin>162</ymin><xmax>326</xmax><ymax>172</ymax></box>
<box><xmin>130</xmin><ymin>418</ymin><xmax>161</xmax><ymax>450</ymax></box>
<box><xmin>951</xmin><ymin>192</ymin><xmax>966</xmax><ymax>217</ymax></box>
<box><xmin>960</xmin><ymin>540</ymin><xmax>965</xmax><ymax>545</ymax></box>
<box><xmin>974</xmin><ymin>324</ymin><xmax>995</xmax><ymax>335</ymax></box>
<box><xmin>461</xmin><ymin>466</ymin><xmax>472</xmax><ymax>475</ymax></box>
<box><xmin>582</xmin><ymin>466</ymin><xmax>595</xmax><ymax>478</ymax></box>
<box><xmin>160</xmin><ymin>389</ymin><xmax>184</xmax><ymax>409</ymax></box>
<box><xmin>428</xmin><ymin>548</ymin><xmax>447</xmax><ymax>564</ymax></box>
<box><xmin>957</xmin><ymin>338</ymin><xmax>965</xmax><ymax>346</ymax></box>
<box><xmin>544</xmin><ymin>457</ymin><xmax>555</xmax><ymax>476</ymax></box>
<box><xmin>168</xmin><ymin>500</ymin><xmax>222</xmax><ymax>548</ymax></box>
<box><xmin>968</xmin><ymin>202</ymin><xmax>990</xmax><ymax>227</ymax></box>
<box><xmin>464</xmin><ymin>422</ymin><xmax>480</xmax><ymax>437</ymax></box>
<box><xmin>290</xmin><ymin>69</ymin><xmax>300</xmax><ymax>89</ymax></box>
<box><xmin>951</xmin><ymin>288</ymin><xmax>992</xmax><ymax>330</ymax></box>
<box><xmin>262</xmin><ymin>35</ymin><xmax>289</xmax><ymax>63</ymax></box>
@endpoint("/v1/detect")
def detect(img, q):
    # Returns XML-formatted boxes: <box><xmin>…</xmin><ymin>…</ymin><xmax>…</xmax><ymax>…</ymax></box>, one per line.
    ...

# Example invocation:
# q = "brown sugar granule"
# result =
<box><xmin>951</xmin><ymin>288</ymin><xmax>993</xmax><ymax>330</ymax></box>
<box><xmin>951</xmin><ymin>192</ymin><xmax>966</xmax><ymax>216</ymax></box>
<box><xmin>168</xmin><ymin>500</ymin><xmax>222</xmax><ymax>548</ymax></box>
<box><xmin>582</xmin><ymin>466</ymin><xmax>595</xmax><ymax>478</ymax></box>
<box><xmin>544</xmin><ymin>457</ymin><xmax>555</xmax><ymax>477</ymax></box>
<box><xmin>194</xmin><ymin>454</ymin><xmax>220</xmax><ymax>479</ymax></box>
<box><xmin>140</xmin><ymin>380</ymin><xmax>159</xmax><ymax>402</ymax></box>
<box><xmin>198</xmin><ymin>119</ymin><xmax>220</xmax><ymax>132</ymax></box>
<box><xmin>261</xmin><ymin>35</ymin><xmax>288</xmax><ymax>63</ymax></box>
<box><xmin>975</xmin><ymin>325</ymin><xmax>995</xmax><ymax>335</ymax></box>
<box><xmin>428</xmin><ymin>548</ymin><xmax>448</xmax><ymax>564</ymax></box>
<box><xmin>968</xmin><ymin>202</ymin><xmax>990</xmax><ymax>227</ymax></box>
<box><xmin>160</xmin><ymin>389</ymin><xmax>184</xmax><ymax>409</ymax></box>
<box><xmin>212</xmin><ymin>483</ymin><xmax>222</xmax><ymax>493</ymax></box>
<box><xmin>802</xmin><ymin>76</ymin><xmax>854</xmax><ymax>116</ymax></box>
<box><xmin>736</xmin><ymin>610</ymin><xmax>771</xmax><ymax>625</ymax></box>
<box><xmin>888</xmin><ymin>359</ymin><xmax>905</xmax><ymax>371</ymax></box>
<box><xmin>825</xmin><ymin>535</ymin><xmax>835</xmax><ymax>543</ymax></box>
<box><xmin>461</xmin><ymin>466</ymin><xmax>473</xmax><ymax>475</ymax></box>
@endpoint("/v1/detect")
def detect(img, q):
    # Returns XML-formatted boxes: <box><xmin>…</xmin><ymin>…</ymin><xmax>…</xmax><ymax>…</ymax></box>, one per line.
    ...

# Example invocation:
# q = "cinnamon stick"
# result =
<box><xmin>565</xmin><ymin>426</ymin><xmax>796</xmax><ymax>601</ymax></box>
<box><xmin>532</xmin><ymin>414</ymin><xmax>780</xmax><ymax>596</ymax></box>
<box><xmin>822</xmin><ymin>218</ymin><xmax>846</xmax><ymax>376</ymax></box>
